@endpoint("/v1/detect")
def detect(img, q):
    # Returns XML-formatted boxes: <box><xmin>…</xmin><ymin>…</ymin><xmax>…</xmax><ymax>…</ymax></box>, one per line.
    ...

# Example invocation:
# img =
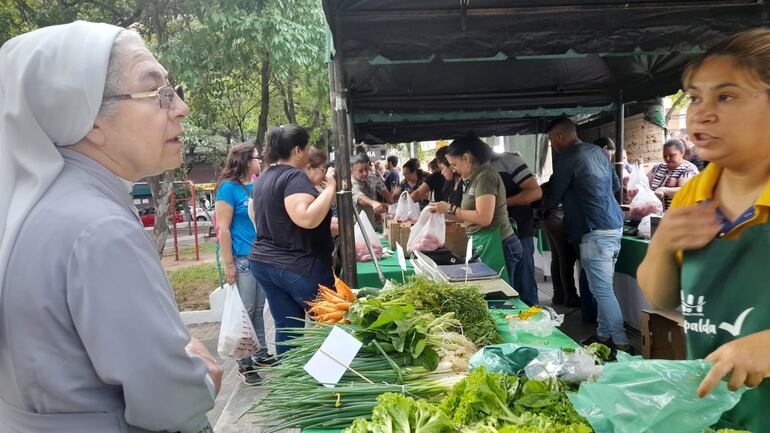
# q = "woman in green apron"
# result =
<box><xmin>430</xmin><ymin>134</ymin><xmax>523</xmax><ymax>291</ymax></box>
<box><xmin>638</xmin><ymin>29</ymin><xmax>770</xmax><ymax>432</ymax></box>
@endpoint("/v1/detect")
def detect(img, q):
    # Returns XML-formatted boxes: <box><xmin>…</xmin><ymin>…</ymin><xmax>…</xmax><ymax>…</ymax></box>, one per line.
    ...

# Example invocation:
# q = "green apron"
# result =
<box><xmin>681</xmin><ymin>222</ymin><xmax>770</xmax><ymax>432</ymax></box>
<box><xmin>469</xmin><ymin>226</ymin><xmax>511</xmax><ymax>285</ymax></box>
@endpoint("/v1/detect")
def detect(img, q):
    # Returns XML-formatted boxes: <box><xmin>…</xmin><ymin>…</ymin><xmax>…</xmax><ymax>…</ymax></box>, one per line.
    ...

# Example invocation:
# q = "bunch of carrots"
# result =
<box><xmin>307</xmin><ymin>276</ymin><xmax>357</xmax><ymax>324</ymax></box>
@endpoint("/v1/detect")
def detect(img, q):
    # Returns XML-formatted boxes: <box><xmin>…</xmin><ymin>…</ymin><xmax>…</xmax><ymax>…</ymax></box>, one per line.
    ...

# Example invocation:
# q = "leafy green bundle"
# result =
<box><xmin>377</xmin><ymin>277</ymin><xmax>501</xmax><ymax>346</ymax></box>
<box><xmin>345</xmin><ymin>393</ymin><xmax>456</xmax><ymax>433</ymax></box>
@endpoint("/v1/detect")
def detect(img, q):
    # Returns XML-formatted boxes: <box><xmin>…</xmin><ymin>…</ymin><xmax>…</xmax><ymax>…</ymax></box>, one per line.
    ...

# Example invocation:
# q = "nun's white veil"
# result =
<box><xmin>0</xmin><ymin>21</ymin><xmax>122</xmax><ymax>298</ymax></box>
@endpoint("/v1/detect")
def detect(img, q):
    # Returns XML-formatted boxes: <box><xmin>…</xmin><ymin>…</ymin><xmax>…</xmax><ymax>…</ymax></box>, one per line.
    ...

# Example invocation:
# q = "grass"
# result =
<box><xmin>166</xmin><ymin>262</ymin><xmax>220</xmax><ymax>311</ymax></box>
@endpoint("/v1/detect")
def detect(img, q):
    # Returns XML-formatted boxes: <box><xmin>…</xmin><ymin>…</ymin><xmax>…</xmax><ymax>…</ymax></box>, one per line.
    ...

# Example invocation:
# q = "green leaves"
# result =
<box><xmin>342</xmin><ymin>393</ymin><xmax>457</xmax><ymax>433</ymax></box>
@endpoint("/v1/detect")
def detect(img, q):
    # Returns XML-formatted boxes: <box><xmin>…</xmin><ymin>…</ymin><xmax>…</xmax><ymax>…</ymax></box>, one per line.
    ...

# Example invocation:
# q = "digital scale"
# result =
<box><xmin>410</xmin><ymin>250</ymin><xmax>518</xmax><ymax>298</ymax></box>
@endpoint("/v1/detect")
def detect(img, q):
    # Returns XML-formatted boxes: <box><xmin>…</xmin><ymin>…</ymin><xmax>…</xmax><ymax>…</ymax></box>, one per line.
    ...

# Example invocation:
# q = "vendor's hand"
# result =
<box><xmin>224</xmin><ymin>262</ymin><xmax>237</xmax><ymax>285</ymax></box>
<box><xmin>325</xmin><ymin>167</ymin><xmax>337</xmax><ymax>188</ymax></box>
<box><xmin>649</xmin><ymin>202</ymin><xmax>721</xmax><ymax>254</ymax></box>
<box><xmin>429</xmin><ymin>201</ymin><xmax>450</xmax><ymax>214</ymax></box>
<box><xmin>698</xmin><ymin>330</ymin><xmax>770</xmax><ymax>397</ymax></box>
<box><xmin>374</xmin><ymin>202</ymin><xmax>388</xmax><ymax>214</ymax></box>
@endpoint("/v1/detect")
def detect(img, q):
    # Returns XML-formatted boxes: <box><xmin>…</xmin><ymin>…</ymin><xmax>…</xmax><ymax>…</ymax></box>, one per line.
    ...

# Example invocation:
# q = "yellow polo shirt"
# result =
<box><xmin>670</xmin><ymin>163</ymin><xmax>770</xmax><ymax>239</ymax></box>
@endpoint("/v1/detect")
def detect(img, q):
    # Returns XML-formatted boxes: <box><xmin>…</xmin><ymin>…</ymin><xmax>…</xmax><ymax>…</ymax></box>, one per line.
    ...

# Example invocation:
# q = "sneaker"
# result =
<box><xmin>237</xmin><ymin>365</ymin><xmax>262</xmax><ymax>386</ymax></box>
<box><xmin>252</xmin><ymin>355</ymin><xmax>278</xmax><ymax>368</ymax></box>
<box><xmin>580</xmin><ymin>335</ymin><xmax>611</xmax><ymax>346</ymax></box>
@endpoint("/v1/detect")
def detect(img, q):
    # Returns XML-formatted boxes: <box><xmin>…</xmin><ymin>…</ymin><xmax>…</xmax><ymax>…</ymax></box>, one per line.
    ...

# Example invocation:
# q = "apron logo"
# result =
<box><xmin>681</xmin><ymin>294</ymin><xmax>706</xmax><ymax>316</ymax></box>
<box><xmin>681</xmin><ymin>292</ymin><xmax>755</xmax><ymax>337</ymax></box>
<box><xmin>718</xmin><ymin>308</ymin><xmax>754</xmax><ymax>337</ymax></box>
<box><xmin>684</xmin><ymin>318</ymin><xmax>717</xmax><ymax>335</ymax></box>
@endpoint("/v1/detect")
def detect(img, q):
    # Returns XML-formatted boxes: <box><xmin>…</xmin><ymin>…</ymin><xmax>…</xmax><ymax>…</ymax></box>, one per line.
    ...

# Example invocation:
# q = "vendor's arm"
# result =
<box><xmin>410</xmin><ymin>182</ymin><xmax>431</xmax><ymax>203</ymax></box>
<box><xmin>214</xmin><ymin>198</ymin><xmax>237</xmax><ymax>284</ymax></box>
<box><xmin>353</xmin><ymin>179</ymin><xmax>387</xmax><ymax>213</ymax></box>
<box><xmin>286</xmin><ymin>168</ymin><xmax>337</xmax><ymax>229</ymax></box>
<box><xmin>67</xmin><ymin>217</ymin><xmax>221</xmax><ymax>433</ymax></box>
<box><xmin>506</xmin><ymin>177</ymin><xmax>543</xmax><ymax>207</ymax></box>
<box><xmin>637</xmin><ymin>202</ymin><xmax>721</xmax><ymax>309</ymax></box>
<box><xmin>698</xmin><ymin>329</ymin><xmax>770</xmax><ymax>397</ymax></box>
<box><xmin>432</xmin><ymin>195</ymin><xmax>495</xmax><ymax>227</ymax></box>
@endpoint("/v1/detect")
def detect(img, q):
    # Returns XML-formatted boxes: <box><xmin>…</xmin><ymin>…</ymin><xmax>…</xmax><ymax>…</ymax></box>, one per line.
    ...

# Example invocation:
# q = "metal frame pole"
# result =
<box><xmin>328</xmin><ymin>57</ymin><xmax>358</xmax><ymax>288</ymax></box>
<box><xmin>614</xmin><ymin>91</ymin><xmax>625</xmax><ymax>204</ymax></box>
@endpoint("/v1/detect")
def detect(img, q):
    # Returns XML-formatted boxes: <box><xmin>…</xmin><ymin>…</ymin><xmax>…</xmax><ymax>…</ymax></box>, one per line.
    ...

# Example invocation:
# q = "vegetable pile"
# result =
<box><xmin>307</xmin><ymin>276</ymin><xmax>356</xmax><ymax>324</ymax></box>
<box><xmin>377</xmin><ymin>277</ymin><xmax>501</xmax><ymax>346</ymax></box>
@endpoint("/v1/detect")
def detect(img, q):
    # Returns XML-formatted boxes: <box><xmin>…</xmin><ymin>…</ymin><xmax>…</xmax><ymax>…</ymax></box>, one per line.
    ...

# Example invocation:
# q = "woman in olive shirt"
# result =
<box><xmin>431</xmin><ymin>134</ymin><xmax>522</xmax><ymax>287</ymax></box>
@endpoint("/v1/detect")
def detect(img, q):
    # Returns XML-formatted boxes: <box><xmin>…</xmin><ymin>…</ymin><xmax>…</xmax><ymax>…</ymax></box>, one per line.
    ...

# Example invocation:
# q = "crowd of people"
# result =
<box><xmin>0</xmin><ymin>18</ymin><xmax>767</xmax><ymax>433</ymax></box>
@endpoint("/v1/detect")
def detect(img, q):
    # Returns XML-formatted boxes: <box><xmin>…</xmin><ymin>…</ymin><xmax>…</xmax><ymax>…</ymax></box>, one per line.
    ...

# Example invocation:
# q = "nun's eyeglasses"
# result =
<box><xmin>104</xmin><ymin>85</ymin><xmax>184</xmax><ymax>109</ymax></box>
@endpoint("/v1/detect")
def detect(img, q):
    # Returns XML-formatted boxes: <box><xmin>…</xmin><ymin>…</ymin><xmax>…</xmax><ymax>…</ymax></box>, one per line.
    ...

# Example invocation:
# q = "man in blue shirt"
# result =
<box><xmin>544</xmin><ymin>117</ymin><xmax>630</xmax><ymax>352</ymax></box>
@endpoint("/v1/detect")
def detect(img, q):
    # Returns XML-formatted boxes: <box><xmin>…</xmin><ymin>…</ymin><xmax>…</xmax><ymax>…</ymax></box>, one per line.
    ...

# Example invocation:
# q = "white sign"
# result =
<box><xmin>396</xmin><ymin>242</ymin><xmax>407</xmax><ymax>271</ymax></box>
<box><xmin>465</xmin><ymin>236</ymin><xmax>474</xmax><ymax>265</ymax></box>
<box><xmin>303</xmin><ymin>326</ymin><xmax>363</xmax><ymax>388</ymax></box>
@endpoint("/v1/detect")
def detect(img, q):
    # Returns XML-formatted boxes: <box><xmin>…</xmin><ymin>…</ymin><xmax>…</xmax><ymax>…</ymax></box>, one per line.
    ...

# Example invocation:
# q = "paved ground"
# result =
<box><xmin>188</xmin><ymin>267</ymin><xmax>641</xmax><ymax>429</ymax></box>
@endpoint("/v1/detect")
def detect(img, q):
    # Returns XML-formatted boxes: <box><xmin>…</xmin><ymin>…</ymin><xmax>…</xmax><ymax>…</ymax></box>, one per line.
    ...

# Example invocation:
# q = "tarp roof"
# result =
<box><xmin>323</xmin><ymin>0</ymin><xmax>769</xmax><ymax>144</ymax></box>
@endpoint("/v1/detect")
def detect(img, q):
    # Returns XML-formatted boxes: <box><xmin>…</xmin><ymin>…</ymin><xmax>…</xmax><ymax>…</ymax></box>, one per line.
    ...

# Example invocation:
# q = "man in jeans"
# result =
<box><xmin>491</xmin><ymin>152</ymin><xmax>542</xmax><ymax>306</ymax></box>
<box><xmin>544</xmin><ymin>117</ymin><xmax>630</xmax><ymax>351</ymax></box>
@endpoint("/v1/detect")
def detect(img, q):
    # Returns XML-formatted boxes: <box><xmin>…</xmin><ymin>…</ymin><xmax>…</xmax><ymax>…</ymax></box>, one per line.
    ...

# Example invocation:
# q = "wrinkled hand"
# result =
<box><xmin>429</xmin><ymin>201</ymin><xmax>450</xmax><ymax>214</ymax></box>
<box><xmin>698</xmin><ymin>330</ymin><xmax>770</xmax><ymax>397</ymax></box>
<box><xmin>374</xmin><ymin>202</ymin><xmax>388</xmax><ymax>214</ymax></box>
<box><xmin>224</xmin><ymin>262</ymin><xmax>237</xmax><ymax>285</ymax></box>
<box><xmin>649</xmin><ymin>202</ymin><xmax>721</xmax><ymax>253</ymax></box>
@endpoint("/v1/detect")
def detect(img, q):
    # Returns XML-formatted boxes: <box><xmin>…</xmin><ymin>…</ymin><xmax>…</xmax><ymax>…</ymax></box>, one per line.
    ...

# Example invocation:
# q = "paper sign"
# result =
<box><xmin>465</xmin><ymin>236</ymin><xmax>474</xmax><ymax>265</ymax></box>
<box><xmin>303</xmin><ymin>326</ymin><xmax>363</xmax><ymax>388</ymax></box>
<box><xmin>396</xmin><ymin>242</ymin><xmax>407</xmax><ymax>271</ymax></box>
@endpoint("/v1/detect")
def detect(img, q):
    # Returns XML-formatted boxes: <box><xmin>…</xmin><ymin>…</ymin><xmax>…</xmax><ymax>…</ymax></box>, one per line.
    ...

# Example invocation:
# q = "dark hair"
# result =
<box><xmin>683</xmin><ymin>28</ymin><xmax>770</xmax><ymax>94</ymax></box>
<box><xmin>354</xmin><ymin>145</ymin><xmax>367</xmax><ymax>155</ymax></box>
<box><xmin>594</xmin><ymin>137</ymin><xmax>616</xmax><ymax>151</ymax></box>
<box><xmin>264</xmin><ymin>124</ymin><xmax>310</xmax><ymax>164</ymax></box>
<box><xmin>403</xmin><ymin>158</ymin><xmax>420</xmax><ymax>174</ymax></box>
<box><xmin>546</xmin><ymin>116</ymin><xmax>576</xmax><ymax>134</ymax></box>
<box><xmin>446</xmin><ymin>132</ymin><xmax>492</xmax><ymax>164</ymax></box>
<box><xmin>428</xmin><ymin>158</ymin><xmax>439</xmax><ymax>172</ymax></box>
<box><xmin>663</xmin><ymin>138</ymin><xmax>686</xmax><ymax>153</ymax></box>
<box><xmin>307</xmin><ymin>146</ymin><xmax>328</xmax><ymax>168</ymax></box>
<box><xmin>218</xmin><ymin>143</ymin><xmax>257</xmax><ymax>184</ymax></box>
<box><xmin>351</xmin><ymin>153</ymin><xmax>370</xmax><ymax>166</ymax></box>
<box><xmin>387</xmin><ymin>155</ymin><xmax>398</xmax><ymax>167</ymax></box>
<box><xmin>435</xmin><ymin>147</ymin><xmax>449</xmax><ymax>166</ymax></box>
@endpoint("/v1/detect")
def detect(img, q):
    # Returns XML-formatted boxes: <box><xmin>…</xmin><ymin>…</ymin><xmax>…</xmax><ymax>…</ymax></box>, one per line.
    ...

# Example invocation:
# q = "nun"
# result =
<box><xmin>0</xmin><ymin>21</ymin><xmax>222</xmax><ymax>432</ymax></box>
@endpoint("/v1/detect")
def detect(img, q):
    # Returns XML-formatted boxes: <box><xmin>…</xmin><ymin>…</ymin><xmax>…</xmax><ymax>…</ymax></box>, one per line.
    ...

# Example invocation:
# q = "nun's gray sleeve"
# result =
<box><xmin>65</xmin><ymin>216</ymin><xmax>215</xmax><ymax>433</ymax></box>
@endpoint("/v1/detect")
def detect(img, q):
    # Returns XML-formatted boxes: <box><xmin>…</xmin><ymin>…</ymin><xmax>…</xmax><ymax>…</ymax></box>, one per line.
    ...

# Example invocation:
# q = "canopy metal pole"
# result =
<box><xmin>328</xmin><ymin>57</ymin><xmax>358</xmax><ymax>289</ymax></box>
<box><xmin>614</xmin><ymin>91</ymin><xmax>625</xmax><ymax>204</ymax></box>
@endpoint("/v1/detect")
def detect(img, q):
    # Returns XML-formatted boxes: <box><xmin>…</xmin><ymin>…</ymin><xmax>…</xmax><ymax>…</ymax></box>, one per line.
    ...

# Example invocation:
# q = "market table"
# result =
<box><xmin>354</xmin><ymin>239</ymin><xmax>415</xmax><ymax>288</ymax></box>
<box><xmin>615</xmin><ymin>235</ymin><xmax>648</xmax><ymax>278</ymax></box>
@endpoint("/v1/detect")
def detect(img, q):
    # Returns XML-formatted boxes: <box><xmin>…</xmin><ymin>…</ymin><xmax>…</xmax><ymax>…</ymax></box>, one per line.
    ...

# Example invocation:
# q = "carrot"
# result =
<box><xmin>319</xmin><ymin>286</ymin><xmax>349</xmax><ymax>303</ymax></box>
<box><xmin>334</xmin><ymin>276</ymin><xmax>356</xmax><ymax>302</ymax></box>
<box><xmin>318</xmin><ymin>311</ymin><xmax>345</xmax><ymax>322</ymax></box>
<box><xmin>309</xmin><ymin>305</ymin><xmax>338</xmax><ymax>315</ymax></box>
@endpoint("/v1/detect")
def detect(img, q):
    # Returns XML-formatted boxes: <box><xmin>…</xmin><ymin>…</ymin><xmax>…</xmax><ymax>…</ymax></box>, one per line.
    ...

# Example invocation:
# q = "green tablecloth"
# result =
<box><xmin>536</xmin><ymin>228</ymin><xmax>551</xmax><ymax>253</ymax></box>
<box><xmin>354</xmin><ymin>240</ymin><xmax>414</xmax><ymax>288</ymax></box>
<box><xmin>615</xmin><ymin>235</ymin><xmax>648</xmax><ymax>278</ymax></box>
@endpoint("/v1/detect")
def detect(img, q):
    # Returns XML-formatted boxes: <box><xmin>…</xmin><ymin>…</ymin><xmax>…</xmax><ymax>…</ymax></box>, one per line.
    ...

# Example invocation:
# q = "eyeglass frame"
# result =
<box><xmin>103</xmin><ymin>85</ymin><xmax>184</xmax><ymax>109</ymax></box>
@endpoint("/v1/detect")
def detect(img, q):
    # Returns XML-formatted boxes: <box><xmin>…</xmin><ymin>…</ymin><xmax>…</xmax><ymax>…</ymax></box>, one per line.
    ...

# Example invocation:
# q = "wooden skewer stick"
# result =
<box><xmin>318</xmin><ymin>348</ymin><xmax>374</xmax><ymax>384</ymax></box>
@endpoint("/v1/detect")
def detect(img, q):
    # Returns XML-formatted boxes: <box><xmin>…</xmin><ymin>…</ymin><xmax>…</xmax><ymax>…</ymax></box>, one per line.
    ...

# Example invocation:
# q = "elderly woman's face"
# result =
<box><xmin>663</xmin><ymin>145</ymin><xmax>684</xmax><ymax>170</ymax></box>
<box><xmin>96</xmin><ymin>45</ymin><xmax>189</xmax><ymax>180</ymax></box>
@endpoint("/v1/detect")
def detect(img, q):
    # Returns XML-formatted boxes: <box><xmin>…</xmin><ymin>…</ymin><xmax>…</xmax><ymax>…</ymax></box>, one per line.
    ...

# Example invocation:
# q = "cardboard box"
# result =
<box><xmin>398</xmin><ymin>222</ymin><xmax>412</xmax><ymax>253</ymax></box>
<box><xmin>640</xmin><ymin>309</ymin><xmax>687</xmax><ymax>360</ymax></box>
<box><xmin>444</xmin><ymin>222</ymin><xmax>468</xmax><ymax>258</ymax></box>
<box><xmin>382</xmin><ymin>215</ymin><xmax>392</xmax><ymax>238</ymax></box>
<box><xmin>387</xmin><ymin>219</ymin><xmax>402</xmax><ymax>250</ymax></box>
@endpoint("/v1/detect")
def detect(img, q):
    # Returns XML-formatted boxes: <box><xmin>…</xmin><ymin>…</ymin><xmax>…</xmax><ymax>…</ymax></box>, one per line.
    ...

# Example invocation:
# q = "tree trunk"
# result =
<box><xmin>255</xmin><ymin>57</ymin><xmax>271</xmax><ymax>154</ymax></box>
<box><xmin>148</xmin><ymin>171</ymin><xmax>175</xmax><ymax>255</ymax></box>
<box><xmin>665</xmin><ymin>91</ymin><xmax>687</xmax><ymax>128</ymax></box>
<box><xmin>280</xmin><ymin>80</ymin><xmax>297</xmax><ymax>124</ymax></box>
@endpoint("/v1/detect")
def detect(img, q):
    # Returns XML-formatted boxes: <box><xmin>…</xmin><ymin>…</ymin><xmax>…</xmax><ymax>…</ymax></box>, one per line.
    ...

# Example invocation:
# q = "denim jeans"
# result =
<box><xmin>249</xmin><ymin>258</ymin><xmax>334</xmax><ymax>355</ymax></box>
<box><xmin>513</xmin><ymin>236</ymin><xmax>539</xmax><ymax>307</ymax></box>
<box><xmin>578</xmin><ymin>228</ymin><xmax>628</xmax><ymax>345</ymax></box>
<box><xmin>235</xmin><ymin>256</ymin><xmax>268</xmax><ymax>366</ymax></box>
<box><xmin>501</xmin><ymin>235</ymin><xmax>524</xmax><ymax>302</ymax></box>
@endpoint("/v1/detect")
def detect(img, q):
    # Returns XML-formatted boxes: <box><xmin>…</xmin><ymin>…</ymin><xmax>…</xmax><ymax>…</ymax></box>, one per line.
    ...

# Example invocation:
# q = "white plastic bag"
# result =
<box><xmin>629</xmin><ymin>185</ymin><xmax>663</xmax><ymax>221</ymax></box>
<box><xmin>217</xmin><ymin>283</ymin><xmax>258</xmax><ymax>358</ymax></box>
<box><xmin>508</xmin><ymin>305</ymin><xmax>564</xmax><ymax>338</ymax></box>
<box><xmin>625</xmin><ymin>163</ymin><xmax>647</xmax><ymax>198</ymax></box>
<box><xmin>407</xmin><ymin>206</ymin><xmax>445</xmax><ymax>252</ymax></box>
<box><xmin>355</xmin><ymin>210</ymin><xmax>383</xmax><ymax>261</ymax></box>
<box><xmin>638</xmin><ymin>215</ymin><xmax>652</xmax><ymax>239</ymax></box>
<box><xmin>524</xmin><ymin>348</ymin><xmax>604</xmax><ymax>384</ymax></box>
<box><xmin>394</xmin><ymin>191</ymin><xmax>420</xmax><ymax>222</ymax></box>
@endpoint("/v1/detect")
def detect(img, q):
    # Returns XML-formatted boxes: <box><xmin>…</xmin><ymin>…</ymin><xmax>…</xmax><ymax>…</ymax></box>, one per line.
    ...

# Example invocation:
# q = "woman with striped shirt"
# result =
<box><xmin>647</xmin><ymin>138</ymin><xmax>700</xmax><ymax>210</ymax></box>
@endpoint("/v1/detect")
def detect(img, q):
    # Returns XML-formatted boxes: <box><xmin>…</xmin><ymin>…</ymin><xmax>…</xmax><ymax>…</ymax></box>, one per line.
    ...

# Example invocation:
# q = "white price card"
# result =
<box><xmin>303</xmin><ymin>326</ymin><xmax>363</xmax><ymax>388</ymax></box>
<box><xmin>396</xmin><ymin>242</ymin><xmax>407</xmax><ymax>271</ymax></box>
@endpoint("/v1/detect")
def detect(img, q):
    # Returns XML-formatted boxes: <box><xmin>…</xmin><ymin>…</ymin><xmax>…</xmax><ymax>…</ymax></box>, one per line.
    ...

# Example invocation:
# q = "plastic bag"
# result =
<box><xmin>508</xmin><ymin>305</ymin><xmax>564</xmax><ymax>338</ymax></box>
<box><xmin>625</xmin><ymin>163</ymin><xmax>647</xmax><ymax>199</ymax></box>
<box><xmin>355</xmin><ymin>210</ymin><xmax>383</xmax><ymax>262</ymax></box>
<box><xmin>394</xmin><ymin>191</ymin><xmax>420</xmax><ymax>222</ymax></box>
<box><xmin>629</xmin><ymin>184</ymin><xmax>663</xmax><ymax>221</ymax></box>
<box><xmin>217</xmin><ymin>283</ymin><xmax>259</xmax><ymax>358</ymax></box>
<box><xmin>469</xmin><ymin>343</ymin><xmax>548</xmax><ymax>374</ymax></box>
<box><xmin>638</xmin><ymin>215</ymin><xmax>652</xmax><ymax>239</ymax></box>
<box><xmin>407</xmin><ymin>206</ymin><xmax>445</xmax><ymax>252</ymax></box>
<box><xmin>569</xmin><ymin>359</ymin><xmax>747</xmax><ymax>433</ymax></box>
<box><xmin>524</xmin><ymin>348</ymin><xmax>603</xmax><ymax>384</ymax></box>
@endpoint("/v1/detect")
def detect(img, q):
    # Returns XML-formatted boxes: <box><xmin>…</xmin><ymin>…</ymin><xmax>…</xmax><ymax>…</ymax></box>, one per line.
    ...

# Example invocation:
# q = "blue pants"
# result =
<box><xmin>578</xmin><ymin>229</ymin><xmax>628</xmax><ymax>345</ymax></box>
<box><xmin>235</xmin><ymin>256</ymin><xmax>267</xmax><ymax>365</ymax></box>
<box><xmin>501</xmin><ymin>235</ymin><xmax>524</xmax><ymax>302</ymax></box>
<box><xmin>513</xmin><ymin>236</ymin><xmax>539</xmax><ymax>307</ymax></box>
<box><xmin>249</xmin><ymin>258</ymin><xmax>334</xmax><ymax>354</ymax></box>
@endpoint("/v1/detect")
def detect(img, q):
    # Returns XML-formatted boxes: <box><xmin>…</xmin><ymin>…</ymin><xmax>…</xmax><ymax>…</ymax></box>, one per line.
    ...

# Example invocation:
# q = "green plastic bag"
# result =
<box><xmin>568</xmin><ymin>360</ymin><xmax>747</xmax><ymax>433</ymax></box>
<box><xmin>468</xmin><ymin>343</ymin><xmax>547</xmax><ymax>374</ymax></box>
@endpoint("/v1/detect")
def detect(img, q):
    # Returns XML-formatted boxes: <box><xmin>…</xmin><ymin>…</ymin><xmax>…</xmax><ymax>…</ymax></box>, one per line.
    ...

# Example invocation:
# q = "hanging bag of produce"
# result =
<box><xmin>407</xmin><ymin>206</ymin><xmax>445</xmax><ymax>252</ymax></box>
<box><xmin>569</xmin><ymin>359</ymin><xmax>747</xmax><ymax>433</ymax></box>
<box><xmin>394</xmin><ymin>191</ymin><xmax>420</xmax><ymax>222</ymax></box>
<box><xmin>217</xmin><ymin>283</ymin><xmax>259</xmax><ymax>358</ymax></box>
<box><xmin>629</xmin><ymin>182</ymin><xmax>663</xmax><ymax>221</ymax></box>
<box><xmin>355</xmin><ymin>209</ymin><xmax>383</xmax><ymax>261</ymax></box>
<box><xmin>625</xmin><ymin>162</ymin><xmax>647</xmax><ymax>199</ymax></box>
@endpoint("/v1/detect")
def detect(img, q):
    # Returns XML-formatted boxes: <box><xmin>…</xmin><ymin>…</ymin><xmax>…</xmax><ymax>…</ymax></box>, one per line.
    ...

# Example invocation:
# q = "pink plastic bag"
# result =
<box><xmin>355</xmin><ymin>210</ymin><xmax>383</xmax><ymax>261</ymax></box>
<box><xmin>629</xmin><ymin>185</ymin><xmax>663</xmax><ymax>221</ymax></box>
<box><xmin>407</xmin><ymin>207</ymin><xmax>445</xmax><ymax>252</ymax></box>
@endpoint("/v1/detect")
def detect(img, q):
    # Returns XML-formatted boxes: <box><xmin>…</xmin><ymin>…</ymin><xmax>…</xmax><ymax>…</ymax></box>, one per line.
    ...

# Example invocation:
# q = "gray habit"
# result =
<box><xmin>0</xmin><ymin>149</ymin><xmax>215</xmax><ymax>433</ymax></box>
